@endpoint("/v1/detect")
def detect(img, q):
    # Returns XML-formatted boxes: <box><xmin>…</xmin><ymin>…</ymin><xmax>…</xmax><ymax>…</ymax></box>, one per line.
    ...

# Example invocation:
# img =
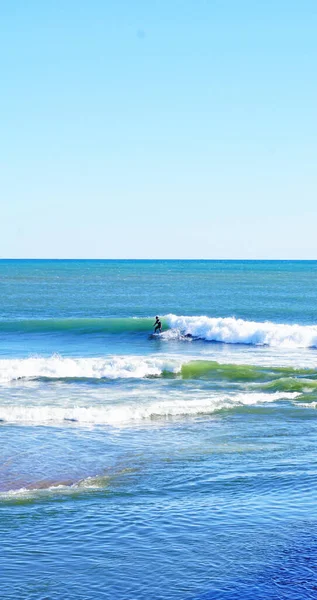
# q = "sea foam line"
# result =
<box><xmin>0</xmin><ymin>392</ymin><xmax>301</xmax><ymax>426</ymax></box>
<box><xmin>0</xmin><ymin>473</ymin><xmax>111</xmax><ymax>499</ymax></box>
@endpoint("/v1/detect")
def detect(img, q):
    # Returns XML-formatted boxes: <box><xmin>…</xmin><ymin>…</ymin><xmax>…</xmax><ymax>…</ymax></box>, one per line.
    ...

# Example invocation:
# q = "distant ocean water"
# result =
<box><xmin>1</xmin><ymin>260</ymin><xmax>317</xmax><ymax>599</ymax></box>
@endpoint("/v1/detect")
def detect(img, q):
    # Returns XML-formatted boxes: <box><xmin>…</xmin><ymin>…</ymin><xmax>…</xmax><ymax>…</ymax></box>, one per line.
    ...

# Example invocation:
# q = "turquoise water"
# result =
<box><xmin>1</xmin><ymin>260</ymin><xmax>317</xmax><ymax>599</ymax></box>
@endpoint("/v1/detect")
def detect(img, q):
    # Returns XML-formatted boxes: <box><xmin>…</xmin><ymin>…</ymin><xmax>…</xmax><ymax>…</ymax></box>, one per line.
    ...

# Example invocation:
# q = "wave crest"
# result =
<box><xmin>0</xmin><ymin>391</ymin><xmax>301</xmax><ymax>427</ymax></box>
<box><xmin>0</xmin><ymin>355</ymin><xmax>181</xmax><ymax>383</ymax></box>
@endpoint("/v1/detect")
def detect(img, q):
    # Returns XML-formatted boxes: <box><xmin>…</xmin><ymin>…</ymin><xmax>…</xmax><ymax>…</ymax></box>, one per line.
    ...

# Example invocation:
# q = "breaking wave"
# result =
<box><xmin>1</xmin><ymin>355</ymin><xmax>317</xmax><ymax>384</ymax></box>
<box><xmin>2</xmin><ymin>314</ymin><xmax>317</xmax><ymax>348</ymax></box>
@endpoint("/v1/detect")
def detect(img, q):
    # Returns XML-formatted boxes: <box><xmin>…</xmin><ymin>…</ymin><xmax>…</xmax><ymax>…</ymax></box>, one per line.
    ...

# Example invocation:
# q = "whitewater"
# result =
<box><xmin>165</xmin><ymin>314</ymin><xmax>317</xmax><ymax>347</ymax></box>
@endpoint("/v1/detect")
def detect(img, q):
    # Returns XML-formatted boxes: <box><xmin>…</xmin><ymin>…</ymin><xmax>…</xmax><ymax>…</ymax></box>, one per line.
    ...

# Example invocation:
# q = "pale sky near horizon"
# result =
<box><xmin>1</xmin><ymin>1</ymin><xmax>317</xmax><ymax>259</ymax></box>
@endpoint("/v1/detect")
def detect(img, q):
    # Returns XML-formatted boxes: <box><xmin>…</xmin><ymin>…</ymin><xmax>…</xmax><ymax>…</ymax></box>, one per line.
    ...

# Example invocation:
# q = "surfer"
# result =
<box><xmin>153</xmin><ymin>316</ymin><xmax>162</xmax><ymax>334</ymax></box>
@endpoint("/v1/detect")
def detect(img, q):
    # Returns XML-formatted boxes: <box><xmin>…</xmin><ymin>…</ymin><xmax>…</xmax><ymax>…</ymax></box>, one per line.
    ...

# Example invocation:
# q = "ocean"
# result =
<box><xmin>1</xmin><ymin>260</ymin><xmax>317</xmax><ymax>599</ymax></box>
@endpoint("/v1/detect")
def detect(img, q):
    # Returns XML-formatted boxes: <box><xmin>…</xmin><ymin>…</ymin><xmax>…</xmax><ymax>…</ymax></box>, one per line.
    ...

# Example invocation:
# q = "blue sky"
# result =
<box><xmin>1</xmin><ymin>0</ymin><xmax>316</xmax><ymax>258</ymax></box>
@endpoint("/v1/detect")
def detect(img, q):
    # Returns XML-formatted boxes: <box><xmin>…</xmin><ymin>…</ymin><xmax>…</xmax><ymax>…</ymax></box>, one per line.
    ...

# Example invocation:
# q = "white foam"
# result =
<box><xmin>0</xmin><ymin>355</ymin><xmax>182</xmax><ymax>383</ymax></box>
<box><xmin>0</xmin><ymin>391</ymin><xmax>300</xmax><ymax>427</ymax></box>
<box><xmin>0</xmin><ymin>474</ymin><xmax>110</xmax><ymax>499</ymax></box>
<box><xmin>166</xmin><ymin>314</ymin><xmax>317</xmax><ymax>348</ymax></box>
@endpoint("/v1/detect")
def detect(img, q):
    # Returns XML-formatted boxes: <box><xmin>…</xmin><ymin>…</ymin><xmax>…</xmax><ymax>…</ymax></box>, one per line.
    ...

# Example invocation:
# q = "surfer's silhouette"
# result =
<box><xmin>153</xmin><ymin>316</ymin><xmax>162</xmax><ymax>334</ymax></box>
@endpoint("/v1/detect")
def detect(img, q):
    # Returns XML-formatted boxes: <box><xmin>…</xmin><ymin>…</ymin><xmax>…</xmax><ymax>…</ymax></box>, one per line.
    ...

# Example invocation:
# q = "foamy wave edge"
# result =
<box><xmin>0</xmin><ymin>473</ymin><xmax>112</xmax><ymax>500</ymax></box>
<box><xmin>165</xmin><ymin>315</ymin><xmax>317</xmax><ymax>348</ymax></box>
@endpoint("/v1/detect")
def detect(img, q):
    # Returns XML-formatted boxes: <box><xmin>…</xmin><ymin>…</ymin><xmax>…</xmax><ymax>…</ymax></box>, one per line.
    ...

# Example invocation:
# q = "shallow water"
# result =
<box><xmin>1</xmin><ymin>260</ymin><xmax>317</xmax><ymax>599</ymax></box>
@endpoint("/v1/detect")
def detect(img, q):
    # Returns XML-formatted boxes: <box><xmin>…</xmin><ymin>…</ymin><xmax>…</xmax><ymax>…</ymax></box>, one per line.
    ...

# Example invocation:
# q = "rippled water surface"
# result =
<box><xmin>1</xmin><ymin>260</ymin><xmax>317</xmax><ymax>599</ymax></box>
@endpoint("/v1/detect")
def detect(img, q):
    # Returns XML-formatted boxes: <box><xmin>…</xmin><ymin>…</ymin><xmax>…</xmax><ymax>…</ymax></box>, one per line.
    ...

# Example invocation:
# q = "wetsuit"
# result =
<box><xmin>154</xmin><ymin>319</ymin><xmax>162</xmax><ymax>333</ymax></box>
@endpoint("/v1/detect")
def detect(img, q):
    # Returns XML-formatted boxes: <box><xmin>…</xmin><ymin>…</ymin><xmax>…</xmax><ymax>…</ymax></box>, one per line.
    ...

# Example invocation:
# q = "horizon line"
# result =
<box><xmin>1</xmin><ymin>258</ymin><xmax>317</xmax><ymax>262</ymax></box>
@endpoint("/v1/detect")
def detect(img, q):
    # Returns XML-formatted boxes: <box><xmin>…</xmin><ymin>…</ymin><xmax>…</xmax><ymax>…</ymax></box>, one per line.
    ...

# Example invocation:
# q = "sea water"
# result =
<box><xmin>1</xmin><ymin>260</ymin><xmax>317</xmax><ymax>599</ymax></box>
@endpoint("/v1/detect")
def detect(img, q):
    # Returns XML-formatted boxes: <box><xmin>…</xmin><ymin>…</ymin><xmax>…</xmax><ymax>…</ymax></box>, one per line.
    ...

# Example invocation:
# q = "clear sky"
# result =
<box><xmin>1</xmin><ymin>0</ymin><xmax>316</xmax><ymax>258</ymax></box>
